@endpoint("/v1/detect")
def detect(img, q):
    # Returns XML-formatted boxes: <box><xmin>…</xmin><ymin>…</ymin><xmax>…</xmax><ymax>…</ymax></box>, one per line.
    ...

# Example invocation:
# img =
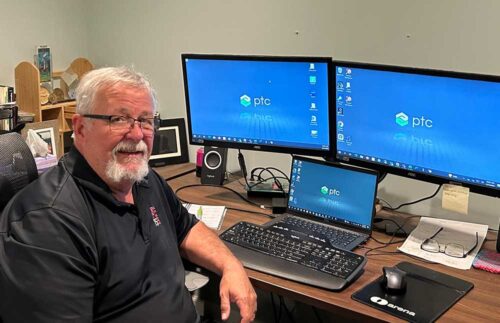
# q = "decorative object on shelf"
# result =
<box><xmin>39</xmin><ymin>86</ymin><xmax>50</xmax><ymax>105</ymax></box>
<box><xmin>149</xmin><ymin>118</ymin><xmax>189</xmax><ymax>167</ymax></box>
<box><xmin>15</xmin><ymin>57</ymin><xmax>93</xmax><ymax>155</ymax></box>
<box><xmin>35</xmin><ymin>46</ymin><xmax>52</xmax><ymax>83</ymax></box>
<box><xmin>21</xmin><ymin>120</ymin><xmax>61</xmax><ymax>159</ymax></box>
<box><xmin>48</xmin><ymin>88</ymin><xmax>65</xmax><ymax>104</ymax></box>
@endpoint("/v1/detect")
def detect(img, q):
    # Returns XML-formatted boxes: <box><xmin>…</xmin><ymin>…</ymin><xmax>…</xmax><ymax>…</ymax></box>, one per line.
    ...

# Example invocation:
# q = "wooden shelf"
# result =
<box><xmin>15</xmin><ymin>58</ymin><xmax>93</xmax><ymax>156</ymax></box>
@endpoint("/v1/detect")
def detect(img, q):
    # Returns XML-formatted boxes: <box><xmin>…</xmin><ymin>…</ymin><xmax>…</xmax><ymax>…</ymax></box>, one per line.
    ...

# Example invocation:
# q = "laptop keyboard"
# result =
<box><xmin>220</xmin><ymin>221</ymin><xmax>366</xmax><ymax>290</ymax></box>
<box><xmin>270</xmin><ymin>216</ymin><xmax>362</xmax><ymax>249</ymax></box>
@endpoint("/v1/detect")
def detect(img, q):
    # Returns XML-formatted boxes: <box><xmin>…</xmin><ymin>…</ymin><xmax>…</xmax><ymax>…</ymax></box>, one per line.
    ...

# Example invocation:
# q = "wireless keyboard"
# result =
<box><xmin>220</xmin><ymin>221</ymin><xmax>366</xmax><ymax>291</ymax></box>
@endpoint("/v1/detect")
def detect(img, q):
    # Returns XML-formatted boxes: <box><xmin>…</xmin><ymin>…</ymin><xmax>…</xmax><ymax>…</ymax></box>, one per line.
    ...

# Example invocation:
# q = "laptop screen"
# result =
<box><xmin>287</xmin><ymin>157</ymin><xmax>378</xmax><ymax>230</ymax></box>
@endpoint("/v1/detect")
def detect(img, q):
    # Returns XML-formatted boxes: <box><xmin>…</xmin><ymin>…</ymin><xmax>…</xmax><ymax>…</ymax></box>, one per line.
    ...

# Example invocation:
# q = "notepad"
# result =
<box><xmin>184</xmin><ymin>203</ymin><xmax>226</xmax><ymax>230</ymax></box>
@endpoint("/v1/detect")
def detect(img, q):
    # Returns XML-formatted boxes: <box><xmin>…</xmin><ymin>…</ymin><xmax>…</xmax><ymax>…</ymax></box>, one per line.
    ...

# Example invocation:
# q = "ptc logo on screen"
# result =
<box><xmin>395</xmin><ymin>112</ymin><xmax>409</xmax><ymax>127</ymax></box>
<box><xmin>320</xmin><ymin>186</ymin><xmax>340</xmax><ymax>196</ymax></box>
<box><xmin>395</xmin><ymin>111</ymin><xmax>433</xmax><ymax>128</ymax></box>
<box><xmin>240</xmin><ymin>94</ymin><xmax>272</xmax><ymax>107</ymax></box>
<box><xmin>240</xmin><ymin>95</ymin><xmax>252</xmax><ymax>107</ymax></box>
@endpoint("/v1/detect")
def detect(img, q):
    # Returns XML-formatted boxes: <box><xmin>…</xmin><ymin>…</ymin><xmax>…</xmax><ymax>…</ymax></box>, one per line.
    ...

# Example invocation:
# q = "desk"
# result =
<box><xmin>155</xmin><ymin>163</ymin><xmax>500</xmax><ymax>322</ymax></box>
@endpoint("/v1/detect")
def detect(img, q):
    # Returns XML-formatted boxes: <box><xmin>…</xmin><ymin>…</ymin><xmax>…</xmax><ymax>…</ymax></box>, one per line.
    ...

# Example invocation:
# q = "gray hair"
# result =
<box><xmin>75</xmin><ymin>66</ymin><xmax>158</xmax><ymax>114</ymax></box>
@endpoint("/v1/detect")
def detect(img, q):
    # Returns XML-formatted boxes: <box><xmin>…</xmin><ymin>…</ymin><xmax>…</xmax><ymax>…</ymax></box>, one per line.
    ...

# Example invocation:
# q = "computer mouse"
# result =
<box><xmin>381</xmin><ymin>266</ymin><xmax>407</xmax><ymax>294</ymax></box>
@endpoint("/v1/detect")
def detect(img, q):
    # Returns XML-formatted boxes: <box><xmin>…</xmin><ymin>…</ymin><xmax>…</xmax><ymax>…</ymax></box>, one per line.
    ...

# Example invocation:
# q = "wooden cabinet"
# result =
<box><xmin>14</xmin><ymin>58</ymin><xmax>93</xmax><ymax>155</ymax></box>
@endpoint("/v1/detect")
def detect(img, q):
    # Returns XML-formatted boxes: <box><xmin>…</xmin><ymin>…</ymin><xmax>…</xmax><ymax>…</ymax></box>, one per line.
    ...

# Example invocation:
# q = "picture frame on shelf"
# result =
<box><xmin>21</xmin><ymin>119</ymin><xmax>61</xmax><ymax>159</ymax></box>
<box><xmin>35</xmin><ymin>46</ymin><xmax>52</xmax><ymax>83</ymax></box>
<box><xmin>149</xmin><ymin>118</ymin><xmax>189</xmax><ymax>167</ymax></box>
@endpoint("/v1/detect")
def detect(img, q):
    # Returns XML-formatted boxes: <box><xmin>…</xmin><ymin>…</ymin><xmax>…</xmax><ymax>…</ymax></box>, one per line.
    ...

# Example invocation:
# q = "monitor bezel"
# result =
<box><xmin>333</xmin><ymin>60</ymin><xmax>500</xmax><ymax>198</ymax></box>
<box><xmin>181</xmin><ymin>53</ymin><xmax>335</xmax><ymax>157</ymax></box>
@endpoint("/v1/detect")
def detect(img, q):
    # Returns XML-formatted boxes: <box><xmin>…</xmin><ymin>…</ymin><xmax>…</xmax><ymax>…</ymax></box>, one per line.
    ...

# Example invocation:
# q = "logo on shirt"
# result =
<box><xmin>150</xmin><ymin>206</ymin><xmax>161</xmax><ymax>227</ymax></box>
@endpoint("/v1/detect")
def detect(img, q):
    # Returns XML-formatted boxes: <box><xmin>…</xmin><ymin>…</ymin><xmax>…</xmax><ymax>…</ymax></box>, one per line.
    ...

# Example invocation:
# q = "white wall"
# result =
<box><xmin>3</xmin><ymin>0</ymin><xmax>499</xmax><ymax>228</ymax></box>
<box><xmin>0</xmin><ymin>0</ymin><xmax>89</xmax><ymax>86</ymax></box>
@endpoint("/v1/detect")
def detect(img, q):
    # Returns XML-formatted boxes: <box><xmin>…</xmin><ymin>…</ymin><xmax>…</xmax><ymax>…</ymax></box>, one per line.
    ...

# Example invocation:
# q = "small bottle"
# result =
<box><xmin>196</xmin><ymin>147</ymin><xmax>204</xmax><ymax>177</ymax></box>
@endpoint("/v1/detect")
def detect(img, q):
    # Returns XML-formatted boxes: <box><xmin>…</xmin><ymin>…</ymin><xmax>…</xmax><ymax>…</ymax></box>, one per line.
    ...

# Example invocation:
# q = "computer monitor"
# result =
<box><xmin>181</xmin><ymin>54</ymin><xmax>333</xmax><ymax>157</ymax></box>
<box><xmin>334</xmin><ymin>61</ymin><xmax>500</xmax><ymax>198</ymax></box>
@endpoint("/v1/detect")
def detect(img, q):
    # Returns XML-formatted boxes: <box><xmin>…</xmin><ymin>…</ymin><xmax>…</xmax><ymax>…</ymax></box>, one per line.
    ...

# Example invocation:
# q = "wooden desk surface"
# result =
<box><xmin>155</xmin><ymin>163</ymin><xmax>500</xmax><ymax>322</ymax></box>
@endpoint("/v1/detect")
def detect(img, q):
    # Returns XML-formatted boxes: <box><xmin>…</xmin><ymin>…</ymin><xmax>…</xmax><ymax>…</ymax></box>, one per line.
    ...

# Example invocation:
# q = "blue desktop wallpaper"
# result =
<box><xmin>336</xmin><ymin>67</ymin><xmax>500</xmax><ymax>184</ymax></box>
<box><xmin>184</xmin><ymin>59</ymin><xmax>330</xmax><ymax>150</ymax></box>
<box><xmin>288</xmin><ymin>159</ymin><xmax>377</xmax><ymax>229</ymax></box>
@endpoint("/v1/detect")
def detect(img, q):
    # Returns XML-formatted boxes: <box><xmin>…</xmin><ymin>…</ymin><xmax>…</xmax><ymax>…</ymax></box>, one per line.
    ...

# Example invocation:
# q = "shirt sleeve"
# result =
<box><xmin>0</xmin><ymin>205</ymin><xmax>97</xmax><ymax>322</ymax></box>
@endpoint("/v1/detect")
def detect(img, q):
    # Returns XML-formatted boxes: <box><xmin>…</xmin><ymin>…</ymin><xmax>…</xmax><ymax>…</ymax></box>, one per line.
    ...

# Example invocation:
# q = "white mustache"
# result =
<box><xmin>112</xmin><ymin>140</ymin><xmax>148</xmax><ymax>156</ymax></box>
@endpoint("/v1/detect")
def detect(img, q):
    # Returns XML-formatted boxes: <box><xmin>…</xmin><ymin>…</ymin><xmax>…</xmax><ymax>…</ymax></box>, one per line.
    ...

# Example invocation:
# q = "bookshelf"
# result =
<box><xmin>14</xmin><ymin>57</ymin><xmax>93</xmax><ymax>155</ymax></box>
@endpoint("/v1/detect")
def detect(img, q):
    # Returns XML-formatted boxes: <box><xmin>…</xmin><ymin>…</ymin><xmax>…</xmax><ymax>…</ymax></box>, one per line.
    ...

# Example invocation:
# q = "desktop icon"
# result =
<box><xmin>311</xmin><ymin>115</ymin><xmax>317</xmax><ymax>123</ymax></box>
<box><xmin>311</xmin><ymin>130</ymin><xmax>318</xmax><ymax>137</ymax></box>
<box><xmin>338</xmin><ymin>121</ymin><xmax>344</xmax><ymax>128</ymax></box>
<box><xmin>309</xmin><ymin>63</ymin><xmax>315</xmax><ymax>71</ymax></box>
<box><xmin>310</xmin><ymin>102</ymin><xmax>317</xmax><ymax>110</ymax></box>
<box><xmin>309</xmin><ymin>76</ymin><xmax>317</xmax><ymax>84</ymax></box>
<box><xmin>337</xmin><ymin>67</ymin><xmax>343</xmax><ymax>74</ymax></box>
<box><xmin>337</xmin><ymin>133</ymin><xmax>344</xmax><ymax>141</ymax></box>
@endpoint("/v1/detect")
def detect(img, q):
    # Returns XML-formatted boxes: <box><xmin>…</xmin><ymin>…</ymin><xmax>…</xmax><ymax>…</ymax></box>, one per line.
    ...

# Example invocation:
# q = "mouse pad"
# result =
<box><xmin>352</xmin><ymin>262</ymin><xmax>473</xmax><ymax>323</ymax></box>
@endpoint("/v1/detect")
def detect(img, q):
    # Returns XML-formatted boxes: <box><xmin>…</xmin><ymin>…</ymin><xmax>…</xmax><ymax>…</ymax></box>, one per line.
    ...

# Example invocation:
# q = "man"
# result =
<box><xmin>0</xmin><ymin>67</ymin><xmax>256</xmax><ymax>322</ymax></box>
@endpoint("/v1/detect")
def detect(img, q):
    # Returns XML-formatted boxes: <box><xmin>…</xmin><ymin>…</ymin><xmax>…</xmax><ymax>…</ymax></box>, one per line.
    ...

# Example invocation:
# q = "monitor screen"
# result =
<box><xmin>287</xmin><ymin>156</ymin><xmax>378</xmax><ymax>231</ymax></box>
<box><xmin>334</xmin><ymin>61</ymin><xmax>500</xmax><ymax>197</ymax></box>
<box><xmin>182</xmin><ymin>54</ymin><xmax>333</xmax><ymax>156</ymax></box>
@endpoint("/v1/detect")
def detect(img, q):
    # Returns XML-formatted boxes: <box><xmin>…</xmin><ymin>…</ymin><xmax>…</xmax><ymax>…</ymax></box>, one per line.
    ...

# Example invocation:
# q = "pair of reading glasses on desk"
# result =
<box><xmin>420</xmin><ymin>227</ymin><xmax>479</xmax><ymax>258</ymax></box>
<box><xmin>82</xmin><ymin>114</ymin><xmax>160</xmax><ymax>134</ymax></box>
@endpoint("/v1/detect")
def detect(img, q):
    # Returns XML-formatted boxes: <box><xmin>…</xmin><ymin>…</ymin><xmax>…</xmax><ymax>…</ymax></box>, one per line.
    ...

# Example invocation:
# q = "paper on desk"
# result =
<box><xmin>398</xmin><ymin>217</ymin><xmax>488</xmax><ymax>270</ymax></box>
<box><xmin>184</xmin><ymin>203</ymin><xmax>226</xmax><ymax>230</ymax></box>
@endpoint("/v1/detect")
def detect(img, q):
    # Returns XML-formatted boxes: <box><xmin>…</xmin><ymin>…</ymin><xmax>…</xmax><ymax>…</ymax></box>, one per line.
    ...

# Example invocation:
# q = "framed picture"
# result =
<box><xmin>149</xmin><ymin>118</ymin><xmax>189</xmax><ymax>167</ymax></box>
<box><xmin>36</xmin><ymin>46</ymin><xmax>52</xmax><ymax>83</ymax></box>
<box><xmin>21</xmin><ymin>120</ymin><xmax>61</xmax><ymax>159</ymax></box>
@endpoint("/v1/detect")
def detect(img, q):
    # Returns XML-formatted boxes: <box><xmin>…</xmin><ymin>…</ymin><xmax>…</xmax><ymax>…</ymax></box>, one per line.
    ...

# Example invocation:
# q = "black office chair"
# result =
<box><xmin>0</xmin><ymin>132</ymin><xmax>38</xmax><ymax>212</ymax></box>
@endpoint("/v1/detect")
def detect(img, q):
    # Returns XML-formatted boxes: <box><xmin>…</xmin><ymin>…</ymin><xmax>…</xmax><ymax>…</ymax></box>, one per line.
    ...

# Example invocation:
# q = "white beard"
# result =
<box><xmin>105</xmin><ymin>140</ymin><xmax>149</xmax><ymax>184</ymax></box>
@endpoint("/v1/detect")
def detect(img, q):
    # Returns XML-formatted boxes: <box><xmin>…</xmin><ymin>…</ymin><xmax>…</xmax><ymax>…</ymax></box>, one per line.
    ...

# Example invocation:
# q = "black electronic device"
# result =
<box><xmin>220</xmin><ymin>221</ymin><xmax>366</xmax><ymax>291</ymax></box>
<box><xmin>381</xmin><ymin>266</ymin><xmax>407</xmax><ymax>294</ymax></box>
<box><xmin>333</xmin><ymin>61</ymin><xmax>500</xmax><ymax>247</ymax></box>
<box><xmin>201</xmin><ymin>146</ymin><xmax>227</xmax><ymax>185</ymax></box>
<box><xmin>181</xmin><ymin>54</ymin><xmax>334</xmax><ymax>157</ymax></box>
<box><xmin>334</xmin><ymin>61</ymin><xmax>500</xmax><ymax>198</ymax></box>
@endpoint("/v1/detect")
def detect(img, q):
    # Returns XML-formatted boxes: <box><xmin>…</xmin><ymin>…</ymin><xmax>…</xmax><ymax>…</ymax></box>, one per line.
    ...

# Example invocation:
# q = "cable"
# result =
<box><xmin>383</xmin><ymin>184</ymin><xmax>443</xmax><ymax>211</ymax></box>
<box><xmin>249</xmin><ymin>166</ymin><xmax>290</xmax><ymax>194</ymax></box>
<box><xmin>376</xmin><ymin>197</ymin><xmax>393</xmax><ymax>209</ymax></box>
<box><xmin>372</xmin><ymin>217</ymin><xmax>408</xmax><ymax>236</ymax></box>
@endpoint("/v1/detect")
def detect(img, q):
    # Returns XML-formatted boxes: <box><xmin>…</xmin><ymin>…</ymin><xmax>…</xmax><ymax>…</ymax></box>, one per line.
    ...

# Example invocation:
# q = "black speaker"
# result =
<box><xmin>201</xmin><ymin>147</ymin><xmax>227</xmax><ymax>185</ymax></box>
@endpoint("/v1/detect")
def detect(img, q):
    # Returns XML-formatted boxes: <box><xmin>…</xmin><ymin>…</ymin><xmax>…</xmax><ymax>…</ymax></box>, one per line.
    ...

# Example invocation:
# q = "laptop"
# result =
<box><xmin>264</xmin><ymin>156</ymin><xmax>378</xmax><ymax>251</ymax></box>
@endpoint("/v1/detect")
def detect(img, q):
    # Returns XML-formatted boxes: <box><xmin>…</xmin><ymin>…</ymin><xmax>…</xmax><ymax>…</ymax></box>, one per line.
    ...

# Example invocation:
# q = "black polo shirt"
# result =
<box><xmin>0</xmin><ymin>148</ymin><xmax>199</xmax><ymax>322</ymax></box>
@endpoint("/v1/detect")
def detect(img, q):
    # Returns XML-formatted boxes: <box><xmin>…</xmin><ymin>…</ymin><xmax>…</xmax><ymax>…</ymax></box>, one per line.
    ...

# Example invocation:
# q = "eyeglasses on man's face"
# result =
<box><xmin>420</xmin><ymin>227</ymin><xmax>479</xmax><ymax>258</ymax></box>
<box><xmin>82</xmin><ymin>114</ymin><xmax>159</xmax><ymax>135</ymax></box>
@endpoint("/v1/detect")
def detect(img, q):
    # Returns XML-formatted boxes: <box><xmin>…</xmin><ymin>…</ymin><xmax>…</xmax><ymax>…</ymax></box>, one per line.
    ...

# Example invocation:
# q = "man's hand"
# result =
<box><xmin>179</xmin><ymin>222</ymin><xmax>257</xmax><ymax>322</ymax></box>
<box><xmin>219</xmin><ymin>263</ymin><xmax>257</xmax><ymax>322</ymax></box>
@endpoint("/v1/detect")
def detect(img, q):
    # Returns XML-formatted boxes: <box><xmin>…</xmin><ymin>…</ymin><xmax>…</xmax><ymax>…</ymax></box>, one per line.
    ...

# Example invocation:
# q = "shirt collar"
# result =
<box><xmin>62</xmin><ymin>147</ymin><xmax>151</xmax><ymax>207</ymax></box>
